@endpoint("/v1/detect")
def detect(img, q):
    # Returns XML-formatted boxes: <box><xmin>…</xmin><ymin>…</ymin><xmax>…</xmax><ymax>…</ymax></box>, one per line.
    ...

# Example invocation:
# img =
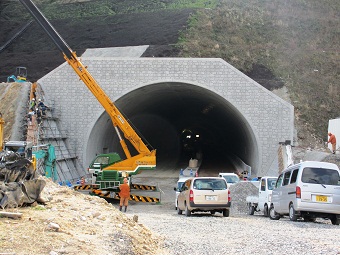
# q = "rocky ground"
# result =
<box><xmin>0</xmin><ymin>178</ymin><xmax>168</xmax><ymax>255</ymax></box>
<box><xmin>1</xmin><ymin>169</ymin><xmax>340</xmax><ymax>255</ymax></box>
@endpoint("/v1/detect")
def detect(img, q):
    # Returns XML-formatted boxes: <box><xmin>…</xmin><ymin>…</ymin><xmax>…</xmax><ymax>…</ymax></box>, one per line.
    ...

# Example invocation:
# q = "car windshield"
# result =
<box><xmin>193</xmin><ymin>179</ymin><xmax>227</xmax><ymax>190</ymax></box>
<box><xmin>267</xmin><ymin>178</ymin><xmax>277</xmax><ymax>190</ymax></box>
<box><xmin>222</xmin><ymin>175</ymin><xmax>239</xmax><ymax>183</ymax></box>
<box><xmin>94</xmin><ymin>156</ymin><xmax>109</xmax><ymax>164</ymax></box>
<box><xmin>177</xmin><ymin>181</ymin><xmax>185</xmax><ymax>190</ymax></box>
<box><xmin>302</xmin><ymin>167</ymin><xmax>340</xmax><ymax>186</ymax></box>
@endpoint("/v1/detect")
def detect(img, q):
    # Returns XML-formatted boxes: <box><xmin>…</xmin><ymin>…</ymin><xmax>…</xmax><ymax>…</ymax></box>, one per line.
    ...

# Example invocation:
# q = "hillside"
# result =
<box><xmin>0</xmin><ymin>0</ymin><xmax>339</xmax><ymax>142</ymax></box>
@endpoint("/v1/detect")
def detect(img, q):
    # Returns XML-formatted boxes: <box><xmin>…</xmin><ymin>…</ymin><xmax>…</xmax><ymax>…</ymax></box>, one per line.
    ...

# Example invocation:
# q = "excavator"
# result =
<box><xmin>7</xmin><ymin>67</ymin><xmax>27</xmax><ymax>83</ymax></box>
<box><xmin>32</xmin><ymin>144</ymin><xmax>57</xmax><ymax>181</ymax></box>
<box><xmin>19</xmin><ymin>0</ymin><xmax>157</xmax><ymax>200</ymax></box>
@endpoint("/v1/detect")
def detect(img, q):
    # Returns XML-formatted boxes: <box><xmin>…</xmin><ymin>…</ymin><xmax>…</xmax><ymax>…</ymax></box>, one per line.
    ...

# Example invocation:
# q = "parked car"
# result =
<box><xmin>177</xmin><ymin>177</ymin><xmax>231</xmax><ymax>217</ymax></box>
<box><xmin>218</xmin><ymin>173</ymin><xmax>240</xmax><ymax>186</ymax></box>
<box><xmin>174</xmin><ymin>176</ymin><xmax>192</xmax><ymax>210</ymax></box>
<box><xmin>269</xmin><ymin>161</ymin><xmax>340</xmax><ymax>225</ymax></box>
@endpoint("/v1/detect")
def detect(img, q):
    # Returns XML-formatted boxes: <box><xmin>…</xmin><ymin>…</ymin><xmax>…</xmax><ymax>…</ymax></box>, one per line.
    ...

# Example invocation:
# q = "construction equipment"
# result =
<box><xmin>7</xmin><ymin>66</ymin><xmax>27</xmax><ymax>83</ymax></box>
<box><xmin>20</xmin><ymin>0</ymin><xmax>156</xmax><ymax>199</ymax></box>
<box><xmin>0</xmin><ymin>115</ymin><xmax>48</xmax><ymax>209</ymax></box>
<box><xmin>32</xmin><ymin>144</ymin><xmax>57</xmax><ymax>181</ymax></box>
<box><xmin>3</xmin><ymin>141</ymin><xmax>33</xmax><ymax>160</ymax></box>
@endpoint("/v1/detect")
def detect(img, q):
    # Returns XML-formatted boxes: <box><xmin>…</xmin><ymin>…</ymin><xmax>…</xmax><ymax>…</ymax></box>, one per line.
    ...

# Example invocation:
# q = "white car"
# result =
<box><xmin>218</xmin><ymin>173</ymin><xmax>240</xmax><ymax>186</ymax></box>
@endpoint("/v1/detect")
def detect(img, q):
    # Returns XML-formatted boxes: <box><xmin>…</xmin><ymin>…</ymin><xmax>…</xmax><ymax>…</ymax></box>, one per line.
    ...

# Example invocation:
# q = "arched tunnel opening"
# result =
<box><xmin>86</xmin><ymin>82</ymin><xmax>259</xmax><ymax>177</ymax></box>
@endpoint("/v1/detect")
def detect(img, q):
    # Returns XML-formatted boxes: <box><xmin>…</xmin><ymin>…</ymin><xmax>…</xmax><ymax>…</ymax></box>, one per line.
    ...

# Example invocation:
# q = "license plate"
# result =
<box><xmin>206</xmin><ymin>195</ymin><xmax>217</xmax><ymax>201</ymax></box>
<box><xmin>316</xmin><ymin>195</ymin><xmax>327</xmax><ymax>202</ymax></box>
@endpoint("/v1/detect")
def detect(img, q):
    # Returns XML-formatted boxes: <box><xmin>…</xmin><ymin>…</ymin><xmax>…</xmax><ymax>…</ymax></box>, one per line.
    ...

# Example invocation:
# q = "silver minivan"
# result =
<box><xmin>269</xmin><ymin>161</ymin><xmax>340</xmax><ymax>225</ymax></box>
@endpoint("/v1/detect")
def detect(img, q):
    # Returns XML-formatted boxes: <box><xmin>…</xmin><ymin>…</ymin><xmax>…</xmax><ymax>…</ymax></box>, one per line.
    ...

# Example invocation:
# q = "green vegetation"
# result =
<box><xmin>177</xmin><ymin>0</ymin><xmax>340</xmax><ymax>140</ymax></box>
<box><xmin>32</xmin><ymin>205</ymin><xmax>47</xmax><ymax>210</ymax></box>
<box><xmin>1</xmin><ymin>0</ymin><xmax>216</xmax><ymax>21</ymax></box>
<box><xmin>1</xmin><ymin>0</ymin><xmax>338</xmax><ymax>141</ymax></box>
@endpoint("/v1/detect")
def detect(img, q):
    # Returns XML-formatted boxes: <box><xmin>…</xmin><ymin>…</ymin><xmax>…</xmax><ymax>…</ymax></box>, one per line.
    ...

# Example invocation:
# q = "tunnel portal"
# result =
<box><xmin>38</xmin><ymin>48</ymin><xmax>294</xmax><ymax>179</ymax></box>
<box><xmin>86</xmin><ymin>82</ymin><xmax>258</xmax><ymax>176</ymax></box>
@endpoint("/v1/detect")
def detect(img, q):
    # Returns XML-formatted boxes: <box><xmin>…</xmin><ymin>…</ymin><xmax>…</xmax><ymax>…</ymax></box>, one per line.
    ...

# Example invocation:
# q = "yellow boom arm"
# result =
<box><xmin>19</xmin><ymin>0</ymin><xmax>156</xmax><ymax>169</ymax></box>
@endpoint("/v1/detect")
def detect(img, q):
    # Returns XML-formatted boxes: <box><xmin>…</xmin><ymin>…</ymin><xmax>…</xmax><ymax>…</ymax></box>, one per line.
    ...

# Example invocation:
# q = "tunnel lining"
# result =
<box><xmin>85</xmin><ymin>81</ymin><xmax>260</xmax><ymax>176</ymax></box>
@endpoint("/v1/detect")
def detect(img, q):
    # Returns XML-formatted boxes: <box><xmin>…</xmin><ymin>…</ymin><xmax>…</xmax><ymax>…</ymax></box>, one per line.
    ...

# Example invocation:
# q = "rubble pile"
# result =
<box><xmin>229</xmin><ymin>181</ymin><xmax>258</xmax><ymax>214</ymax></box>
<box><xmin>0</xmin><ymin>151</ymin><xmax>47</xmax><ymax>208</ymax></box>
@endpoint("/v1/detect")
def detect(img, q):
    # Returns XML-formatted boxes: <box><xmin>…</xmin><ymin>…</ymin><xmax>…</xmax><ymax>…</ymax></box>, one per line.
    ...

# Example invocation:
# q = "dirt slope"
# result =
<box><xmin>0</xmin><ymin>178</ymin><xmax>167</xmax><ymax>255</ymax></box>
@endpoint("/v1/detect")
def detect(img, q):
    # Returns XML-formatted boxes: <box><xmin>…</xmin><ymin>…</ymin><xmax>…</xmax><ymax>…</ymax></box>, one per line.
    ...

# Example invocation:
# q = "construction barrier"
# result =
<box><xmin>131</xmin><ymin>184</ymin><xmax>157</xmax><ymax>191</ymax></box>
<box><xmin>74</xmin><ymin>184</ymin><xmax>98</xmax><ymax>190</ymax></box>
<box><xmin>117</xmin><ymin>194</ymin><xmax>160</xmax><ymax>203</ymax></box>
<box><xmin>90</xmin><ymin>189</ymin><xmax>159</xmax><ymax>203</ymax></box>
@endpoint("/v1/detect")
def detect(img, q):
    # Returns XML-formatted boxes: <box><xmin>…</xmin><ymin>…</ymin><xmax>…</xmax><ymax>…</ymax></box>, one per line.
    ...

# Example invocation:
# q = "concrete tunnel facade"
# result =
<box><xmin>37</xmin><ymin>47</ymin><xmax>294</xmax><ymax>178</ymax></box>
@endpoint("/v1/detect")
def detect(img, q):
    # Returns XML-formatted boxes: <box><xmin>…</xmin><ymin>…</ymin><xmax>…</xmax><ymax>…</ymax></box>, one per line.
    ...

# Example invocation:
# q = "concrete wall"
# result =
<box><xmin>38</xmin><ymin>56</ymin><xmax>294</xmax><ymax>177</ymax></box>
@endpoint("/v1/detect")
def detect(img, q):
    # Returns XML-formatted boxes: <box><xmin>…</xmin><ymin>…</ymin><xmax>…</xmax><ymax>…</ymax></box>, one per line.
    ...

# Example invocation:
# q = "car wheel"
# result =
<box><xmin>223</xmin><ymin>209</ymin><xmax>230</xmax><ymax>217</ymax></box>
<box><xmin>210</xmin><ymin>211</ymin><xmax>215</xmax><ymax>215</ymax></box>
<box><xmin>331</xmin><ymin>215</ymin><xmax>340</xmax><ymax>225</ymax></box>
<box><xmin>248</xmin><ymin>204</ymin><xmax>255</xmax><ymax>215</ymax></box>
<box><xmin>269</xmin><ymin>206</ymin><xmax>280</xmax><ymax>220</ymax></box>
<box><xmin>185</xmin><ymin>203</ymin><xmax>191</xmax><ymax>217</ymax></box>
<box><xmin>177</xmin><ymin>205</ymin><xmax>182</xmax><ymax>215</ymax></box>
<box><xmin>264</xmin><ymin>204</ymin><xmax>269</xmax><ymax>217</ymax></box>
<box><xmin>289</xmin><ymin>203</ymin><xmax>298</xmax><ymax>221</ymax></box>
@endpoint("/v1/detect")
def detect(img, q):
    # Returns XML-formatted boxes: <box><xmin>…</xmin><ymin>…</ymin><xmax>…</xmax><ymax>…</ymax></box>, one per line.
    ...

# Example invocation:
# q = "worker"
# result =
<box><xmin>35</xmin><ymin>108</ymin><xmax>42</xmax><ymax>125</ymax></box>
<box><xmin>80</xmin><ymin>177</ymin><xmax>85</xmax><ymax>186</ymax></box>
<box><xmin>29</xmin><ymin>98</ymin><xmax>36</xmax><ymax>110</ymax></box>
<box><xmin>327</xmin><ymin>132</ymin><xmax>336</xmax><ymax>154</ymax></box>
<box><xmin>38</xmin><ymin>99</ymin><xmax>48</xmax><ymax>116</ymax></box>
<box><xmin>27</xmin><ymin>109</ymin><xmax>34</xmax><ymax>125</ymax></box>
<box><xmin>119</xmin><ymin>178</ymin><xmax>130</xmax><ymax>212</ymax></box>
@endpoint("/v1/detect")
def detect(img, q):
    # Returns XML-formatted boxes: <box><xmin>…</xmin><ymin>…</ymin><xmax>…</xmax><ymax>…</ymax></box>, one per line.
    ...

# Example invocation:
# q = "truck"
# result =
<box><xmin>246</xmin><ymin>176</ymin><xmax>278</xmax><ymax>216</ymax></box>
<box><xmin>20</xmin><ymin>0</ymin><xmax>156</xmax><ymax>197</ymax></box>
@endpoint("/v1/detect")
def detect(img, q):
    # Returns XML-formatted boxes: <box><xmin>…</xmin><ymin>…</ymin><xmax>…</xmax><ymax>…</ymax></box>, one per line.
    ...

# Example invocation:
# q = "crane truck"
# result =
<box><xmin>19</xmin><ymin>0</ymin><xmax>156</xmax><ymax>199</ymax></box>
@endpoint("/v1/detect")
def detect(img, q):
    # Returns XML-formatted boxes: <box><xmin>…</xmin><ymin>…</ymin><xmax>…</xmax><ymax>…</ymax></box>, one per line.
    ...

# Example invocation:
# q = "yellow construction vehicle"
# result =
<box><xmin>20</xmin><ymin>0</ymin><xmax>156</xmax><ymax>197</ymax></box>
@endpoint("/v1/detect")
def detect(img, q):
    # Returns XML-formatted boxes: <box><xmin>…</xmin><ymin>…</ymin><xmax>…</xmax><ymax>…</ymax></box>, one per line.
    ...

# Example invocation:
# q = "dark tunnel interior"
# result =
<box><xmin>86</xmin><ymin>82</ymin><xmax>259</xmax><ymax>176</ymax></box>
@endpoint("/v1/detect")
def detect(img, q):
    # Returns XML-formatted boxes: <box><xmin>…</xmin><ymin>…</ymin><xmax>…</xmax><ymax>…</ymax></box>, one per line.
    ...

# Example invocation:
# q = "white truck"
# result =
<box><xmin>246</xmin><ymin>176</ymin><xmax>278</xmax><ymax>216</ymax></box>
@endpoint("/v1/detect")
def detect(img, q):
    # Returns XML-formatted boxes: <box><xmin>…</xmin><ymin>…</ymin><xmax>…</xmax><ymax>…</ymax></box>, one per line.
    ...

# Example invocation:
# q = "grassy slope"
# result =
<box><xmin>1</xmin><ymin>0</ymin><xmax>339</xmax><ymax>142</ymax></box>
<box><xmin>177</xmin><ymin>0</ymin><xmax>339</xmax><ymax>142</ymax></box>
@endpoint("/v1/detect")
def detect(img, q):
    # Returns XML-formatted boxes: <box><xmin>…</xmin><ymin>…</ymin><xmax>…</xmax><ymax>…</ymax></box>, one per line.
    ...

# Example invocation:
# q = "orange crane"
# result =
<box><xmin>19</xmin><ymin>0</ymin><xmax>156</xmax><ymax>192</ymax></box>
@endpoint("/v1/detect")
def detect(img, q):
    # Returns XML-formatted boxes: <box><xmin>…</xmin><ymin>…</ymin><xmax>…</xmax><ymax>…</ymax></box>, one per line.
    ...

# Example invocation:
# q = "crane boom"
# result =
<box><xmin>19</xmin><ymin>0</ymin><xmax>156</xmax><ymax>174</ymax></box>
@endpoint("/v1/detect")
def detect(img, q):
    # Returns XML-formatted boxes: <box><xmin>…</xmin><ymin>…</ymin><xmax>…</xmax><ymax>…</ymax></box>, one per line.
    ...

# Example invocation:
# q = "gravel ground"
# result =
<box><xmin>127</xmin><ymin>203</ymin><xmax>340</xmax><ymax>255</ymax></box>
<box><xmin>123</xmin><ymin>176</ymin><xmax>340</xmax><ymax>255</ymax></box>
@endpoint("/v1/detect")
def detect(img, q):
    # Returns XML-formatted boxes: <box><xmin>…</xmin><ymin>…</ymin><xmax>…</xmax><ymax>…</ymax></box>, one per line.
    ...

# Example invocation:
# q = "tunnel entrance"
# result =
<box><xmin>86</xmin><ymin>82</ymin><xmax>259</xmax><ymax>177</ymax></box>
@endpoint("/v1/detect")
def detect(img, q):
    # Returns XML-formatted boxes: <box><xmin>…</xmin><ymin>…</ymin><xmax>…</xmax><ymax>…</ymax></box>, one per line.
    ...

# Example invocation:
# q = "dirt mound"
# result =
<box><xmin>0</xmin><ymin>178</ymin><xmax>166</xmax><ymax>255</ymax></box>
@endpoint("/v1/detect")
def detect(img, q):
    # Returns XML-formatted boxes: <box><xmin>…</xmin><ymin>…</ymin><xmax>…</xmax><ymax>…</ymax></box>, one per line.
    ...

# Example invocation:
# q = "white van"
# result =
<box><xmin>269</xmin><ymin>161</ymin><xmax>340</xmax><ymax>225</ymax></box>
